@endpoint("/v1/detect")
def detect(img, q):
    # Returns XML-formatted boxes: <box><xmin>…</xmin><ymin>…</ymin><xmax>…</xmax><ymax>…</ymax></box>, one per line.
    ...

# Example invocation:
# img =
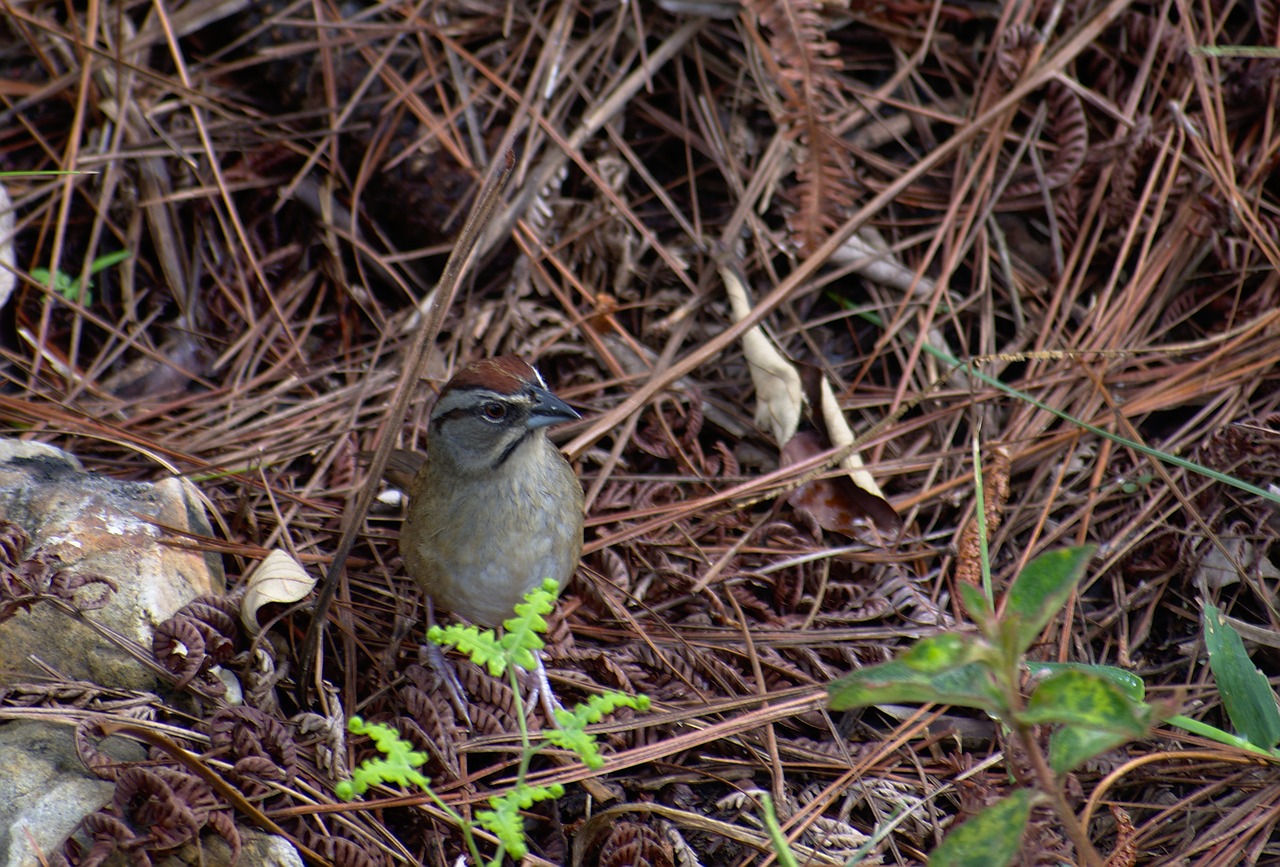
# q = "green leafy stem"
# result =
<box><xmin>339</xmin><ymin>579</ymin><xmax>649</xmax><ymax>865</ymax></box>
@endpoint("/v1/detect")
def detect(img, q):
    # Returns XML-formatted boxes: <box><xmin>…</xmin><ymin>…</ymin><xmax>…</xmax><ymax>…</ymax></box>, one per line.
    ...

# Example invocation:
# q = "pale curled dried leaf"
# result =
<box><xmin>721</xmin><ymin>264</ymin><xmax>803</xmax><ymax>446</ymax></box>
<box><xmin>830</xmin><ymin>225</ymin><xmax>932</xmax><ymax>296</ymax></box>
<box><xmin>1196</xmin><ymin>532</ymin><xmax>1280</xmax><ymax>591</ymax></box>
<box><xmin>797</xmin><ymin>362</ymin><xmax>886</xmax><ymax>501</ymax></box>
<box><xmin>816</xmin><ymin>373</ymin><xmax>883</xmax><ymax>499</ymax></box>
<box><xmin>723</xmin><ymin>265</ymin><xmax>893</xmax><ymax>521</ymax></box>
<box><xmin>0</xmin><ymin>182</ymin><xmax>14</xmax><ymax>312</ymax></box>
<box><xmin>240</xmin><ymin>549</ymin><xmax>316</xmax><ymax>635</ymax></box>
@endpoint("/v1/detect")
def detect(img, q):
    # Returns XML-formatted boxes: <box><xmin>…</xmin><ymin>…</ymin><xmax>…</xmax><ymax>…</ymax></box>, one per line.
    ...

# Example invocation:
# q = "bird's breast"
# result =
<box><xmin>400</xmin><ymin>440</ymin><xmax>583</xmax><ymax>627</ymax></box>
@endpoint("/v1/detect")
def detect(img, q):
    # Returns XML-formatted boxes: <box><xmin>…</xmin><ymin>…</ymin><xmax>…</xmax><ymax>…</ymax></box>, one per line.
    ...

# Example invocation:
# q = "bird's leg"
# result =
<box><xmin>419</xmin><ymin>597</ymin><xmax>473</xmax><ymax>726</ymax></box>
<box><xmin>421</xmin><ymin>601</ymin><xmax>563</xmax><ymax>729</ymax></box>
<box><xmin>525</xmin><ymin>650</ymin><xmax>566</xmax><ymax>726</ymax></box>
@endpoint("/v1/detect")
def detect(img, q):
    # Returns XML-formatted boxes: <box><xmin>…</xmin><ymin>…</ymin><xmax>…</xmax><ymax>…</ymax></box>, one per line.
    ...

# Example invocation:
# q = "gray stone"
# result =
<box><xmin>0</xmin><ymin>438</ymin><xmax>224</xmax><ymax>691</ymax></box>
<box><xmin>151</xmin><ymin>827</ymin><xmax>305</xmax><ymax>867</ymax></box>
<box><xmin>0</xmin><ymin>719</ymin><xmax>144</xmax><ymax>867</ymax></box>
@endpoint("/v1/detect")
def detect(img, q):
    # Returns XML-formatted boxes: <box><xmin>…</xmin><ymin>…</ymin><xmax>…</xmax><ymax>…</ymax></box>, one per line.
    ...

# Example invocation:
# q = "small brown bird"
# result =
<box><xmin>391</xmin><ymin>357</ymin><xmax>584</xmax><ymax>628</ymax></box>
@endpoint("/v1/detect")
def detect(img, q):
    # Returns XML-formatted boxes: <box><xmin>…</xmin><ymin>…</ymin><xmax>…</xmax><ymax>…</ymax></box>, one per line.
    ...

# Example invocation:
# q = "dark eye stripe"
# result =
<box><xmin>433</xmin><ymin>406</ymin><xmax>470</xmax><ymax>423</ymax></box>
<box><xmin>494</xmin><ymin>429</ymin><xmax>534</xmax><ymax>469</ymax></box>
<box><xmin>432</xmin><ymin>388</ymin><xmax>529</xmax><ymax>419</ymax></box>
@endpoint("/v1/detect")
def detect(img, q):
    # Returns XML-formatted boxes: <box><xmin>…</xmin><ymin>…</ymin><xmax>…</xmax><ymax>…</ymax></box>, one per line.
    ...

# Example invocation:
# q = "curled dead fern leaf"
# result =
<box><xmin>747</xmin><ymin>0</ymin><xmax>858</xmax><ymax>254</ymax></box>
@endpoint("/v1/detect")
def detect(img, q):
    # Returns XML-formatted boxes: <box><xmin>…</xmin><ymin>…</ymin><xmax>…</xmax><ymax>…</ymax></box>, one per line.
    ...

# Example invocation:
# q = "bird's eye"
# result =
<box><xmin>480</xmin><ymin>401</ymin><xmax>508</xmax><ymax>422</ymax></box>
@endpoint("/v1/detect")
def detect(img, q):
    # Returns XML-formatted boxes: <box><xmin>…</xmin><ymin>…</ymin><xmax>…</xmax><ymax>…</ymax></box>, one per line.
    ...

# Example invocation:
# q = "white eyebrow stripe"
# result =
<box><xmin>431</xmin><ymin>387</ymin><xmax>534</xmax><ymax>420</ymax></box>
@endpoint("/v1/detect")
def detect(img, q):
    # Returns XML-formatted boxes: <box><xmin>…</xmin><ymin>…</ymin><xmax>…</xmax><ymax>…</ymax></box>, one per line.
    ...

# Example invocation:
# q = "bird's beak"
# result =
<box><xmin>527</xmin><ymin>389</ymin><xmax>580</xmax><ymax>429</ymax></box>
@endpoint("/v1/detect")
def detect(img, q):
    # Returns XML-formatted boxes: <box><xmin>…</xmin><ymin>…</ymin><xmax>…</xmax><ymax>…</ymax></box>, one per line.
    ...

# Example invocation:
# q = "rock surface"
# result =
<box><xmin>0</xmin><ymin>438</ymin><xmax>224</xmax><ymax>691</ymax></box>
<box><xmin>0</xmin><ymin>720</ymin><xmax>145</xmax><ymax>867</ymax></box>
<box><xmin>0</xmin><ymin>438</ymin><xmax>238</xmax><ymax>865</ymax></box>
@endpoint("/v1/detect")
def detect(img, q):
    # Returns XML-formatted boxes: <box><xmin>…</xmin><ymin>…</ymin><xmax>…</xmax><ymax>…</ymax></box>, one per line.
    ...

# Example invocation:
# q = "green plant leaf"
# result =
<box><xmin>758</xmin><ymin>793</ymin><xmax>800</xmax><ymax>867</ymax></box>
<box><xmin>829</xmin><ymin>660</ymin><xmax>1001</xmax><ymax>714</ymax></box>
<box><xmin>31</xmin><ymin>267</ymin><xmax>80</xmax><ymax>301</ymax></box>
<box><xmin>1002</xmin><ymin>545</ymin><xmax>1095</xmax><ymax>655</ymax></box>
<box><xmin>1164</xmin><ymin>712</ymin><xmax>1277</xmax><ymax>757</ymax></box>
<box><xmin>477</xmin><ymin>797</ymin><xmax>527</xmax><ymax>859</ymax></box>
<box><xmin>1048</xmin><ymin>725</ymin><xmax>1132</xmax><ymax>774</ymax></box>
<box><xmin>957</xmin><ymin>582</ymin><xmax>995</xmax><ymax>633</ymax></box>
<box><xmin>546</xmin><ymin>691</ymin><xmax>650</xmax><ymax>770</ymax></box>
<box><xmin>1027</xmin><ymin>662</ymin><xmax>1146</xmax><ymax>701</ymax></box>
<box><xmin>545</xmin><ymin>725</ymin><xmax>604</xmax><ymax>769</ymax></box>
<box><xmin>478</xmin><ymin>782</ymin><xmax>565</xmax><ymax>859</ymax></box>
<box><xmin>88</xmin><ymin>249</ymin><xmax>131</xmax><ymax>274</ymax></box>
<box><xmin>928</xmin><ymin>789</ymin><xmax>1038</xmax><ymax>867</ymax></box>
<box><xmin>1203</xmin><ymin>602</ymin><xmax>1280</xmax><ymax>750</ymax></box>
<box><xmin>497</xmin><ymin>577</ymin><xmax>557</xmax><ymax>671</ymax></box>
<box><xmin>901</xmin><ymin>632</ymin><xmax>987</xmax><ymax>673</ymax></box>
<box><xmin>1019</xmin><ymin>670</ymin><xmax>1153</xmax><ymax>736</ymax></box>
<box><xmin>337</xmin><ymin>717</ymin><xmax>432</xmax><ymax>799</ymax></box>
<box><xmin>428</xmin><ymin>623</ymin><xmax>508</xmax><ymax>676</ymax></box>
